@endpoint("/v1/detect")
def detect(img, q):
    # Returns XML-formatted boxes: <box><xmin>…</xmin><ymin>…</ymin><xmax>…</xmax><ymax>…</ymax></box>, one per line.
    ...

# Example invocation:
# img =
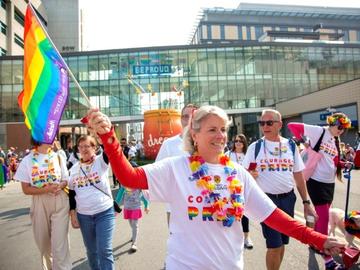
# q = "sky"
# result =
<box><xmin>80</xmin><ymin>0</ymin><xmax>360</xmax><ymax>51</ymax></box>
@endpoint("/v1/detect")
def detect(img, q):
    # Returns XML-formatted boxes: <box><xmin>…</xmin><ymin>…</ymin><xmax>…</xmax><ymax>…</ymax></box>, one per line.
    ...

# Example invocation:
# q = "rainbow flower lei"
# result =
<box><xmin>188</xmin><ymin>153</ymin><xmax>244</xmax><ymax>227</ymax></box>
<box><xmin>31</xmin><ymin>147</ymin><xmax>58</xmax><ymax>188</ymax></box>
<box><xmin>327</xmin><ymin>115</ymin><xmax>351</xmax><ymax>129</ymax></box>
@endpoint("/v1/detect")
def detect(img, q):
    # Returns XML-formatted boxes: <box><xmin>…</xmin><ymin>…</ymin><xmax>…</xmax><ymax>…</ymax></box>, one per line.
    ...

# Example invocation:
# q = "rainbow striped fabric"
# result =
<box><xmin>18</xmin><ymin>4</ymin><xmax>68</xmax><ymax>144</ymax></box>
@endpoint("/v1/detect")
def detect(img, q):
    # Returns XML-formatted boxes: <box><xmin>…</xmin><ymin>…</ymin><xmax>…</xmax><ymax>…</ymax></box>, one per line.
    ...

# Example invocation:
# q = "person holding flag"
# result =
<box><xmin>14</xmin><ymin>4</ymin><xmax>72</xmax><ymax>270</ymax></box>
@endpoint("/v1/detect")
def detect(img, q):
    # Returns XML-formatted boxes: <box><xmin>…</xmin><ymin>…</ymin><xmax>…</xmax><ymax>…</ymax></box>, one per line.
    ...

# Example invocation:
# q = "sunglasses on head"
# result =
<box><xmin>258</xmin><ymin>120</ymin><xmax>279</xmax><ymax>127</ymax></box>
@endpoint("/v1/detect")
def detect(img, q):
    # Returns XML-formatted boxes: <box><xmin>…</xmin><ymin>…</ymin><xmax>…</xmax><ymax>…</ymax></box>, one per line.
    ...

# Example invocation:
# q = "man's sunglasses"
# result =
<box><xmin>258</xmin><ymin>120</ymin><xmax>279</xmax><ymax>127</ymax></box>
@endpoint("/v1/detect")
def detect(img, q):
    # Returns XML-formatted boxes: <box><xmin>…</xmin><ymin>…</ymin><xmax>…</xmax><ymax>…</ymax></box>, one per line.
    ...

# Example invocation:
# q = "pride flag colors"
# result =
<box><xmin>18</xmin><ymin>4</ymin><xmax>69</xmax><ymax>144</ymax></box>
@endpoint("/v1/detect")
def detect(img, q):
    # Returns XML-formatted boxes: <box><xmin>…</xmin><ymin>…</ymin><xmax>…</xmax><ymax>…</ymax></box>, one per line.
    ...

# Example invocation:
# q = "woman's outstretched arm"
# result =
<box><xmin>85</xmin><ymin>109</ymin><xmax>148</xmax><ymax>189</ymax></box>
<box><xmin>264</xmin><ymin>208</ymin><xmax>344</xmax><ymax>256</ymax></box>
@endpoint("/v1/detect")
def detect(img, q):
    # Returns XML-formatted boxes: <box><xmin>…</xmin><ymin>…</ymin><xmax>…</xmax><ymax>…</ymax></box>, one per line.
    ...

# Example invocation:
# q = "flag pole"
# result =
<box><xmin>28</xmin><ymin>4</ymin><xmax>92</xmax><ymax>108</ymax></box>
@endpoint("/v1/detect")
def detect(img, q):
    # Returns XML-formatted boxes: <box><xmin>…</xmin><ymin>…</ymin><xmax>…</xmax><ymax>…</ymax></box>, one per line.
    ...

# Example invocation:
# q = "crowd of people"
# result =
<box><xmin>3</xmin><ymin>104</ymin><xmax>360</xmax><ymax>269</ymax></box>
<box><xmin>0</xmin><ymin>146</ymin><xmax>30</xmax><ymax>189</ymax></box>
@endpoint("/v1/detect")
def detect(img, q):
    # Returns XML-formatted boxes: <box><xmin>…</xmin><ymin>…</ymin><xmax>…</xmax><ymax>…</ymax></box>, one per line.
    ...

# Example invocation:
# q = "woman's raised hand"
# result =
<box><xmin>85</xmin><ymin>108</ymin><xmax>112</xmax><ymax>135</ymax></box>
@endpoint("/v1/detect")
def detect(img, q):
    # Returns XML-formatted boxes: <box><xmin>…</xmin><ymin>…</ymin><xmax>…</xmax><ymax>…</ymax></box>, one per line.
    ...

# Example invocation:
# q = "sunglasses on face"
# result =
<box><xmin>234</xmin><ymin>140</ymin><xmax>243</xmax><ymax>143</ymax></box>
<box><xmin>258</xmin><ymin>120</ymin><xmax>279</xmax><ymax>127</ymax></box>
<box><xmin>337</xmin><ymin>125</ymin><xmax>345</xmax><ymax>131</ymax></box>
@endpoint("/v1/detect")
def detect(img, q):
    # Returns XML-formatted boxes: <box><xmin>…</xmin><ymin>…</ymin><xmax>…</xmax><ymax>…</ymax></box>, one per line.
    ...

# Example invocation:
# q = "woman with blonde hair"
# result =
<box><xmin>84</xmin><ymin>106</ymin><xmax>345</xmax><ymax>270</ymax></box>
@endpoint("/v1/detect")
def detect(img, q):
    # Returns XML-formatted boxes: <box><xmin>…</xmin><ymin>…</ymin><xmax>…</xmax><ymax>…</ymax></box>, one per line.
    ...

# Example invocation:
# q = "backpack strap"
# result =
<box><xmin>288</xmin><ymin>138</ymin><xmax>296</xmax><ymax>158</ymax></box>
<box><xmin>313</xmin><ymin>128</ymin><xmax>325</xmax><ymax>152</ymax></box>
<box><xmin>254</xmin><ymin>138</ymin><xmax>263</xmax><ymax>160</ymax></box>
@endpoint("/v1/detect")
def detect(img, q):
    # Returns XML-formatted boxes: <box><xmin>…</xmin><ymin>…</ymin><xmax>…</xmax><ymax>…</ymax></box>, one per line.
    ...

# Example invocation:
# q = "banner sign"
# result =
<box><xmin>133</xmin><ymin>65</ymin><xmax>172</xmax><ymax>76</ymax></box>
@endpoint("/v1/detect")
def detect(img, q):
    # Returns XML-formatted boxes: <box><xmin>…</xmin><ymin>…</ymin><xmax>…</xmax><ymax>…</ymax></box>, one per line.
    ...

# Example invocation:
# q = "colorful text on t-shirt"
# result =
<box><xmin>71</xmin><ymin>172</ymin><xmax>101</xmax><ymax>188</ymax></box>
<box><xmin>320</xmin><ymin>142</ymin><xmax>337</xmax><ymax>157</ymax></box>
<box><xmin>258</xmin><ymin>158</ymin><xmax>294</xmax><ymax>172</ymax></box>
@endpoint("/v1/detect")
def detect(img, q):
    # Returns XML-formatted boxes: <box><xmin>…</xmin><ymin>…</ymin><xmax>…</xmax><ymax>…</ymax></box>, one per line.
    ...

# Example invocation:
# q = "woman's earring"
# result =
<box><xmin>194</xmin><ymin>141</ymin><xmax>198</xmax><ymax>151</ymax></box>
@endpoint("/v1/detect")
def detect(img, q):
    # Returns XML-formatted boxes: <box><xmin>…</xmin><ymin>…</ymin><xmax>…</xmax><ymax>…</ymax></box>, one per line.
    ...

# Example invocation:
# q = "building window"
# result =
<box><xmin>0</xmin><ymin>20</ymin><xmax>6</xmax><ymax>35</ymax></box>
<box><xmin>14</xmin><ymin>9</ymin><xmax>25</xmax><ymax>26</ymax></box>
<box><xmin>14</xmin><ymin>34</ymin><xmax>24</xmax><ymax>48</ymax></box>
<box><xmin>255</xmin><ymin>26</ymin><xmax>263</xmax><ymax>39</ymax></box>
<box><xmin>0</xmin><ymin>47</ymin><xmax>6</xmax><ymax>56</ymax></box>
<box><xmin>224</xmin><ymin>25</ymin><xmax>238</xmax><ymax>40</ymax></box>
<box><xmin>0</xmin><ymin>0</ymin><xmax>5</xmax><ymax>10</ymax></box>
<box><xmin>211</xmin><ymin>25</ymin><xmax>221</xmax><ymax>39</ymax></box>
<box><xmin>246</xmin><ymin>26</ymin><xmax>251</xmax><ymax>40</ymax></box>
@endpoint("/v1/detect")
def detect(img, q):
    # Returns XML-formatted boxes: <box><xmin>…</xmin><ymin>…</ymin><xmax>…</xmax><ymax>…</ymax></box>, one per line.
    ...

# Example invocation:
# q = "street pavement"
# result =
<box><xmin>0</xmin><ymin>170</ymin><xmax>359</xmax><ymax>270</ymax></box>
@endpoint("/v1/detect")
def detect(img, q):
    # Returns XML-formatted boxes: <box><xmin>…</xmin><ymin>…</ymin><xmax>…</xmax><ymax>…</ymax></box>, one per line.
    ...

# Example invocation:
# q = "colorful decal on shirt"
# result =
<box><xmin>72</xmin><ymin>172</ymin><xmax>101</xmax><ymax>188</ymax></box>
<box><xmin>31</xmin><ymin>148</ymin><xmax>60</xmax><ymax>188</ymax></box>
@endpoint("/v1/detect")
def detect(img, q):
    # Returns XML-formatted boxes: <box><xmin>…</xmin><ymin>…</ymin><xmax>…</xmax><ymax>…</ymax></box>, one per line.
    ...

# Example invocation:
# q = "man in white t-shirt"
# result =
<box><xmin>156</xmin><ymin>104</ymin><xmax>198</xmax><ymax>226</ymax></box>
<box><xmin>243</xmin><ymin>109</ymin><xmax>316</xmax><ymax>270</ymax></box>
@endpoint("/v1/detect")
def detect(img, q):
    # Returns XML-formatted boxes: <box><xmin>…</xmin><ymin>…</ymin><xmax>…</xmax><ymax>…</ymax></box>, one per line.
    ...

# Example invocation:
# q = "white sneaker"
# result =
<box><xmin>244</xmin><ymin>238</ymin><xmax>254</xmax><ymax>249</ymax></box>
<box><xmin>130</xmin><ymin>244</ymin><xmax>137</xmax><ymax>252</ymax></box>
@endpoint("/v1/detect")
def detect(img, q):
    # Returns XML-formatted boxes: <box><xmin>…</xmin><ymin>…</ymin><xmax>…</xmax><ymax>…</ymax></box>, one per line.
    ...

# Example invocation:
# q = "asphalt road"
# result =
<box><xmin>0</xmin><ymin>170</ymin><xmax>359</xmax><ymax>270</ymax></box>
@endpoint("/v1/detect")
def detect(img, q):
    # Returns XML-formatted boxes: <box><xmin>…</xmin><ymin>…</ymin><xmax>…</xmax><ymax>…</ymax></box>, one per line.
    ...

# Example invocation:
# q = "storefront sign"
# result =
<box><xmin>133</xmin><ymin>65</ymin><xmax>172</xmax><ymax>75</ymax></box>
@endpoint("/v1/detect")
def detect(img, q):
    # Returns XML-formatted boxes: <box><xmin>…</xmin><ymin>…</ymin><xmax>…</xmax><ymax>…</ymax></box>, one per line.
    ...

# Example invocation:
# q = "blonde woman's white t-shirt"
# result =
<box><xmin>143</xmin><ymin>155</ymin><xmax>276</xmax><ymax>270</ymax></box>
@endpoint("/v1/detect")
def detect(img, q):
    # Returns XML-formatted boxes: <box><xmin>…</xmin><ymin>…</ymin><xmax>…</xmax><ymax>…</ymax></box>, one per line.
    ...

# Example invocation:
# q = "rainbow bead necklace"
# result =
<box><xmin>188</xmin><ymin>153</ymin><xmax>244</xmax><ymax>227</ymax></box>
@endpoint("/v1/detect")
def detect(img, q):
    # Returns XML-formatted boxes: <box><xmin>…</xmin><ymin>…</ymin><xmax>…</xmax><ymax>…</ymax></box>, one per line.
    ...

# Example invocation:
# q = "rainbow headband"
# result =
<box><xmin>327</xmin><ymin>115</ymin><xmax>351</xmax><ymax>129</ymax></box>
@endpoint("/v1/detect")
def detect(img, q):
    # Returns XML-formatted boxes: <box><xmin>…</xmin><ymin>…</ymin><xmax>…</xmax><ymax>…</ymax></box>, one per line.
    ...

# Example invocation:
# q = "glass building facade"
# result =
<box><xmin>1</xmin><ymin>42</ymin><xmax>360</xmax><ymax>124</ymax></box>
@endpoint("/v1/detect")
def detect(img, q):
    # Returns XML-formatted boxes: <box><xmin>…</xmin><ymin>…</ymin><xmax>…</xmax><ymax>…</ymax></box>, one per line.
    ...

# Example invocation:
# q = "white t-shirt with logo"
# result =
<box><xmin>242</xmin><ymin>137</ymin><xmax>304</xmax><ymax>194</ymax></box>
<box><xmin>303</xmin><ymin>125</ymin><xmax>338</xmax><ymax>183</ymax></box>
<box><xmin>143</xmin><ymin>155</ymin><xmax>276</xmax><ymax>270</ymax></box>
<box><xmin>156</xmin><ymin>134</ymin><xmax>186</xmax><ymax>161</ymax></box>
<box><xmin>69</xmin><ymin>155</ymin><xmax>113</xmax><ymax>215</ymax></box>
<box><xmin>14</xmin><ymin>151</ymin><xmax>69</xmax><ymax>186</ymax></box>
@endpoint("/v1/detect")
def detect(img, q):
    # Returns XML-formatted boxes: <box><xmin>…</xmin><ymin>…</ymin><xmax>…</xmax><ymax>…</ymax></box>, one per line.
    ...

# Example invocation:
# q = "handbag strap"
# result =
<box><xmin>312</xmin><ymin>128</ymin><xmax>325</xmax><ymax>152</ymax></box>
<box><xmin>80</xmin><ymin>166</ymin><xmax>112</xmax><ymax>199</ymax></box>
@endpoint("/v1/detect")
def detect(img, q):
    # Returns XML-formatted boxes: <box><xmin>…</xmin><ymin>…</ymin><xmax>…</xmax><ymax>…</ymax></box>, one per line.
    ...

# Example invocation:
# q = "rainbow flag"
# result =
<box><xmin>18</xmin><ymin>4</ymin><xmax>69</xmax><ymax>144</ymax></box>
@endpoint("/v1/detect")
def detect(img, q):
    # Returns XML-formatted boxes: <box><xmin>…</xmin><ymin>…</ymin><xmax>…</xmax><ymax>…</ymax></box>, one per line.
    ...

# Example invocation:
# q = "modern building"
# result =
<box><xmin>0</xmin><ymin>0</ymin><xmax>81</xmax><ymax>56</ymax></box>
<box><xmin>0</xmin><ymin>0</ymin><xmax>46</xmax><ymax>56</ymax></box>
<box><xmin>41</xmin><ymin>0</ymin><xmax>81</xmax><ymax>53</ymax></box>
<box><xmin>0</xmin><ymin>3</ymin><xmax>359</xmax><ymax>151</ymax></box>
<box><xmin>190</xmin><ymin>3</ymin><xmax>360</xmax><ymax>45</ymax></box>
